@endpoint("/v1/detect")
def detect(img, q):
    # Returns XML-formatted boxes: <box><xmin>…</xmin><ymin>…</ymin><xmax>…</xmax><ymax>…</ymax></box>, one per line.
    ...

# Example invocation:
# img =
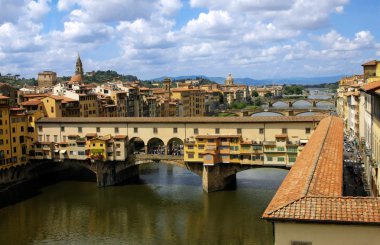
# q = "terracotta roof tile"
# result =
<box><xmin>362</xmin><ymin>60</ymin><xmax>377</xmax><ymax>66</ymax></box>
<box><xmin>20</xmin><ymin>99</ymin><xmax>42</xmax><ymax>106</ymax></box>
<box><xmin>361</xmin><ymin>81</ymin><xmax>380</xmax><ymax>92</ymax></box>
<box><xmin>262</xmin><ymin>116</ymin><xmax>380</xmax><ymax>225</ymax></box>
<box><xmin>37</xmin><ymin>115</ymin><xmax>327</xmax><ymax>124</ymax></box>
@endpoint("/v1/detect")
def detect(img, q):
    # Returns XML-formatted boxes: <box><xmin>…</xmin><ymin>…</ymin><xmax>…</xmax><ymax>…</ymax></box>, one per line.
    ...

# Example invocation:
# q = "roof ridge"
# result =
<box><xmin>266</xmin><ymin>196</ymin><xmax>307</xmax><ymax>215</ymax></box>
<box><xmin>302</xmin><ymin>116</ymin><xmax>333</xmax><ymax>196</ymax></box>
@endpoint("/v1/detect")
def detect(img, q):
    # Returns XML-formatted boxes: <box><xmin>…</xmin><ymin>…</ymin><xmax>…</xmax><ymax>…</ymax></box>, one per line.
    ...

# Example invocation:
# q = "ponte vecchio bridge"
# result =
<box><xmin>28</xmin><ymin>116</ymin><xmax>325</xmax><ymax>192</ymax></box>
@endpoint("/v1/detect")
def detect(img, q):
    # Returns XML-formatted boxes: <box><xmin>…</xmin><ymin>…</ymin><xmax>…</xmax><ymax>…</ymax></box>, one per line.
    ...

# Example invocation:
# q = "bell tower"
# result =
<box><xmin>75</xmin><ymin>54</ymin><xmax>84</xmax><ymax>76</ymax></box>
<box><xmin>163</xmin><ymin>78</ymin><xmax>171</xmax><ymax>100</ymax></box>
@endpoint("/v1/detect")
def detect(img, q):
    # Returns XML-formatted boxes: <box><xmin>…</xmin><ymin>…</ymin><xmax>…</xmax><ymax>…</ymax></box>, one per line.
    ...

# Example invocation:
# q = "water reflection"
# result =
<box><xmin>0</xmin><ymin>164</ymin><xmax>287</xmax><ymax>245</ymax></box>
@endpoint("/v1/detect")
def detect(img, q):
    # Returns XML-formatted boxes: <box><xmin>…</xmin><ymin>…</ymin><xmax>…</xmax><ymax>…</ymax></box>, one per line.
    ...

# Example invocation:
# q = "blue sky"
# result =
<box><xmin>0</xmin><ymin>0</ymin><xmax>379</xmax><ymax>80</ymax></box>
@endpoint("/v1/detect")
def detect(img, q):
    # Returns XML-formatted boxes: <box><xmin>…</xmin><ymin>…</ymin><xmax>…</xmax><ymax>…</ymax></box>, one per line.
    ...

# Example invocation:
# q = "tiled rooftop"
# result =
<box><xmin>262</xmin><ymin>116</ymin><xmax>380</xmax><ymax>225</ymax></box>
<box><xmin>361</xmin><ymin>80</ymin><xmax>380</xmax><ymax>92</ymax></box>
<box><xmin>38</xmin><ymin>115</ymin><xmax>327</xmax><ymax>124</ymax></box>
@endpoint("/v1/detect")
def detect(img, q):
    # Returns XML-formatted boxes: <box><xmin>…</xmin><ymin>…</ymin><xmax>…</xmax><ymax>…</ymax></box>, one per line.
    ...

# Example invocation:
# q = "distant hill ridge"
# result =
<box><xmin>151</xmin><ymin>75</ymin><xmax>345</xmax><ymax>85</ymax></box>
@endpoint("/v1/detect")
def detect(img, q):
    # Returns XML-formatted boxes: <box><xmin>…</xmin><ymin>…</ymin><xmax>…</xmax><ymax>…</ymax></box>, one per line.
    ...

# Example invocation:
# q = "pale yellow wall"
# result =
<box><xmin>37</xmin><ymin>121</ymin><xmax>315</xmax><ymax>148</ymax></box>
<box><xmin>275</xmin><ymin>222</ymin><xmax>380</xmax><ymax>245</ymax></box>
<box><xmin>373</xmin><ymin>118</ymin><xmax>380</xmax><ymax>195</ymax></box>
<box><xmin>41</xmin><ymin>97</ymin><xmax>62</xmax><ymax>118</ymax></box>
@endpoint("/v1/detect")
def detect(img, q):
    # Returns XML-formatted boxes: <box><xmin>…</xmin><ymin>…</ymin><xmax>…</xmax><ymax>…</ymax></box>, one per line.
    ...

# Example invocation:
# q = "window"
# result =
<box><xmin>198</xmin><ymin>145</ymin><xmax>204</xmax><ymax>150</ymax></box>
<box><xmin>12</xmin><ymin>127</ymin><xmax>15</xmax><ymax>133</ymax></box>
<box><xmin>51</xmin><ymin>107</ymin><xmax>54</xmax><ymax>113</ymax></box>
<box><xmin>188</xmin><ymin>153</ymin><xmax>194</xmax><ymax>159</ymax></box>
<box><xmin>0</xmin><ymin>139</ymin><xmax>3</xmax><ymax>145</ymax></box>
<box><xmin>0</xmin><ymin>120</ymin><xmax>2</xmax><ymax>125</ymax></box>
<box><xmin>253</xmin><ymin>145</ymin><xmax>262</xmax><ymax>150</ymax></box>
<box><xmin>12</xmin><ymin>137</ymin><xmax>16</xmax><ymax>143</ymax></box>
<box><xmin>78</xmin><ymin>151</ymin><xmax>86</xmax><ymax>155</ymax></box>
<box><xmin>221</xmin><ymin>155</ymin><xmax>229</xmax><ymax>159</ymax></box>
<box><xmin>116</xmin><ymin>151</ymin><xmax>121</xmax><ymax>156</ymax></box>
<box><xmin>187</xmin><ymin>145</ymin><xmax>194</xmax><ymax>149</ymax></box>
<box><xmin>13</xmin><ymin>147</ymin><xmax>16</xmax><ymax>153</ymax></box>
<box><xmin>46</xmin><ymin>135</ymin><xmax>50</xmax><ymax>142</ymax></box>
<box><xmin>267</xmin><ymin>156</ymin><xmax>273</xmax><ymax>161</ymax></box>
<box><xmin>278</xmin><ymin>157</ymin><xmax>285</xmax><ymax>162</ymax></box>
<box><xmin>259</xmin><ymin>128</ymin><xmax>264</xmax><ymax>134</ymax></box>
<box><xmin>61</xmin><ymin>126</ymin><xmax>64</xmax><ymax>132</ymax></box>
<box><xmin>54</xmin><ymin>135</ymin><xmax>58</xmax><ymax>142</ymax></box>
<box><xmin>289</xmin><ymin>157</ymin><xmax>296</xmax><ymax>163</ymax></box>
<box><xmin>69</xmin><ymin>151</ymin><xmax>74</xmax><ymax>155</ymax></box>
<box><xmin>277</xmin><ymin>147</ymin><xmax>285</xmax><ymax>152</ymax></box>
<box><xmin>215</xmin><ymin>128</ymin><xmax>220</xmax><ymax>134</ymax></box>
<box><xmin>100</xmin><ymin>144</ymin><xmax>103</xmax><ymax>147</ymax></box>
<box><xmin>21</xmin><ymin>126</ymin><xmax>24</xmax><ymax>132</ymax></box>
<box><xmin>116</xmin><ymin>143</ymin><xmax>121</xmax><ymax>148</ymax></box>
<box><xmin>153</xmin><ymin>128</ymin><xmax>158</xmax><ymax>134</ymax></box>
<box><xmin>134</xmin><ymin>128</ymin><xmax>138</xmax><ymax>133</ymax></box>
<box><xmin>208</xmin><ymin>139</ymin><xmax>215</xmax><ymax>143</ymax></box>
<box><xmin>0</xmin><ymin>129</ymin><xmax>3</xmax><ymax>135</ymax></box>
<box><xmin>38</xmin><ymin>135</ymin><xmax>42</xmax><ymax>141</ymax></box>
<box><xmin>194</xmin><ymin>128</ymin><xmax>199</xmax><ymax>135</ymax></box>
<box><xmin>78</xmin><ymin>127</ymin><xmax>82</xmax><ymax>133</ymax></box>
<box><xmin>115</xmin><ymin>127</ymin><xmax>119</xmax><ymax>134</ymax></box>
<box><xmin>237</xmin><ymin>128</ymin><xmax>242</xmax><ymax>134</ymax></box>
<box><xmin>305</xmin><ymin>128</ymin><xmax>311</xmax><ymax>134</ymax></box>
<box><xmin>282</xmin><ymin>128</ymin><xmax>287</xmax><ymax>134</ymax></box>
<box><xmin>96</xmin><ymin>127</ymin><xmax>100</xmax><ymax>133</ymax></box>
<box><xmin>173</xmin><ymin>128</ymin><xmax>178</xmax><ymax>133</ymax></box>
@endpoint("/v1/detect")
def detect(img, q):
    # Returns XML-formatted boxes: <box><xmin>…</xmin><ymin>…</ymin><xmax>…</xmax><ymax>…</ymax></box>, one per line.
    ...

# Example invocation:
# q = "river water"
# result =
<box><xmin>0</xmin><ymin>163</ymin><xmax>287</xmax><ymax>245</ymax></box>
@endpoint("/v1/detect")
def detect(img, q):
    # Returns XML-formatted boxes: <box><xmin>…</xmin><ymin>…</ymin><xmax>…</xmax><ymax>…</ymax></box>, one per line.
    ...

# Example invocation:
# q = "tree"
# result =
<box><xmin>252</xmin><ymin>90</ymin><xmax>259</xmax><ymax>97</ymax></box>
<box><xmin>264</xmin><ymin>92</ymin><xmax>273</xmax><ymax>98</ymax></box>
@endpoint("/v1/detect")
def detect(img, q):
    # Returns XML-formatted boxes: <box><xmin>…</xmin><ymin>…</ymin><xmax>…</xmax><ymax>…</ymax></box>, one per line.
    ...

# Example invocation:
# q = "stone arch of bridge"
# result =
<box><xmin>147</xmin><ymin>137</ymin><xmax>165</xmax><ymax>155</ymax></box>
<box><xmin>292</xmin><ymin>100</ymin><xmax>313</xmax><ymax>107</ymax></box>
<box><xmin>315</xmin><ymin>101</ymin><xmax>335</xmax><ymax>107</ymax></box>
<box><xmin>167</xmin><ymin>137</ymin><xmax>184</xmax><ymax>156</ymax></box>
<box><xmin>249</xmin><ymin>111</ymin><xmax>285</xmax><ymax>116</ymax></box>
<box><xmin>129</xmin><ymin>137</ymin><xmax>145</xmax><ymax>154</ymax></box>
<box><xmin>272</xmin><ymin>101</ymin><xmax>288</xmax><ymax>107</ymax></box>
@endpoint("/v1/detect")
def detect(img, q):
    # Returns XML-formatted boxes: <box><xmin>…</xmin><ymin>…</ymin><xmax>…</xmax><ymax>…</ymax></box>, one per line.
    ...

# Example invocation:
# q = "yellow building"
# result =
<box><xmin>362</xmin><ymin>60</ymin><xmax>380</xmax><ymax>83</ymax></box>
<box><xmin>171</xmin><ymin>88</ymin><xmax>205</xmax><ymax>117</ymax></box>
<box><xmin>0</xmin><ymin>96</ymin><xmax>11</xmax><ymax>165</ymax></box>
<box><xmin>41</xmin><ymin>95</ymin><xmax>63</xmax><ymax>118</ymax></box>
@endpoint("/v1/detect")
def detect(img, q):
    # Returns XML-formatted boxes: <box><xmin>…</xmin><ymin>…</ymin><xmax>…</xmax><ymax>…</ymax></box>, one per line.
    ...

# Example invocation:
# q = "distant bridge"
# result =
<box><xmin>267</xmin><ymin>98</ymin><xmax>336</xmax><ymax>108</ymax></box>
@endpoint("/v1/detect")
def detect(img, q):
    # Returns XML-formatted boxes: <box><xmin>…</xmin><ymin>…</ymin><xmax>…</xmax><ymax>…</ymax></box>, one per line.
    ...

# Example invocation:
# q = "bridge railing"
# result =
<box><xmin>134</xmin><ymin>154</ymin><xmax>183</xmax><ymax>161</ymax></box>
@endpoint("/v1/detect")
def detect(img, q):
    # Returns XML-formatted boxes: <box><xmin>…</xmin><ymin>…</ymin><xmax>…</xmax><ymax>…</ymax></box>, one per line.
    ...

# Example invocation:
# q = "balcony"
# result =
<box><xmin>263</xmin><ymin>141</ymin><xmax>276</xmax><ymax>146</ymax></box>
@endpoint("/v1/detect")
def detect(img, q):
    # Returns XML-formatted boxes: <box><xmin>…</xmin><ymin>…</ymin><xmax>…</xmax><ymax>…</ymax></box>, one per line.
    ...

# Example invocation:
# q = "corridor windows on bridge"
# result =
<box><xmin>259</xmin><ymin>128</ymin><xmax>264</xmax><ymax>134</ymax></box>
<box><xmin>78</xmin><ymin>127</ymin><xmax>82</xmax><ymax>133</ymax></box>
<box><xmin>153</xmin><ymin>128</ymin><xmax>158</xmax><ymax>134</ymax></box>
<box><xmin>96</xmin><ymin>127</ymin><xmax>100</xmax><ymax>133</ymax></box>
<box><xmin>237</xmin><ymin>128</ymin><xmax>242</xmax><ymax>134</ymax></box>
<box><xmin>173</xmin><ymin>128</ymin><xmax>178</xmax><ymax>134</ymax></box>
<box><xmin>305</xmin><ymin>128</ymin><xmax>311</xmax><ymax>134</ymax></box>
<box><xmin>194</xmin><ymin>128</ymin><xmax>199</xmax><ymax>135</ymax></box>
<box><xmin>282</xmin><ymin>128</ymin><xmax>287</xmax><ymax>134</ymax></box>
<box><xmin>215</xmin><ymin>128</ymin><xmax>220</xmax><ymax>134</ymax></box>
<box><xmin>134</xmin><ymin>128</ymin><xmax>138</xmax><ymax>133</ymax></box>
<box><xmin>115</xmin><ymin>127</ymin><xmax>119</xmax><ymax>134</ymax></box>
<box><xmin>278</xmin><ymin>157</ymin><xmax>285</xmax><ymax>162</ymax></box>
<box><xmin>60</xmin><ymin>126</ymin><xmax>64</xmax><ymax>132</ymax></box>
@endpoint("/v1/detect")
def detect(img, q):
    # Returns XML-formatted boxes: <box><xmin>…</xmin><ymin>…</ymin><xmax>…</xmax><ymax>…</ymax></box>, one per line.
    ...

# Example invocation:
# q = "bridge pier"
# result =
<box><xmin>202</xmin><ymin>164</ymin><xmax>237</xmax><ymax>192</ymax></box>
<box><xmin>96</xmin><ymin>161</ymin><xmax>139</xmax><ymax>187</ymax></box>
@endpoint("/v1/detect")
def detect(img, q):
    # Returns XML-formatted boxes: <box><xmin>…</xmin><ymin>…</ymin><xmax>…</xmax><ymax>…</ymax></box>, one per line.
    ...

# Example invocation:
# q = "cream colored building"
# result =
<box><xmin>37</xmin><ymin>71</ymin><xmax>57</xmax><ymax>88</ymax></box>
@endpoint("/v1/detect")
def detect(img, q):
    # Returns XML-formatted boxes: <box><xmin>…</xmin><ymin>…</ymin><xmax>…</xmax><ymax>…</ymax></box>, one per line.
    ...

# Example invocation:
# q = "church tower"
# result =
<box><xmin>225</xmin><ymin>73</ymin><xmax>234</xmax><ymax>86</ymax></box>
<box><xmin>163</xmin><ymin>78</ymin><xmax>171</xmax><ymax>100</ymax></box>
<box><xmin>75</xmin><ymin>54</ymin><xmax>84</xmax><ymax>77</ymax></box>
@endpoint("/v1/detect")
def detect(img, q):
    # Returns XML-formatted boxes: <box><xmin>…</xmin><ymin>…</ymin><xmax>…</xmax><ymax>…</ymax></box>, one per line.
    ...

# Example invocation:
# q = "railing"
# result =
<box><xmin>135</xmin><ymin>154</ymin><xmax>183</xmax><ymax>161</ymax></box>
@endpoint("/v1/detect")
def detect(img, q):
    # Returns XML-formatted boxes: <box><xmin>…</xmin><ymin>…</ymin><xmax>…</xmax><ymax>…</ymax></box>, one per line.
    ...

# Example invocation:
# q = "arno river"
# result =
<box><xmin>0</xmin><ymin>163</ymin><xmax>287</xmax><ymax>244</ymax></box>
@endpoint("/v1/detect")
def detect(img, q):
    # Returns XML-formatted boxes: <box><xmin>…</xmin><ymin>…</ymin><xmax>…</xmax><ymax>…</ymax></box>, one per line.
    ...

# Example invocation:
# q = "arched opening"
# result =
<box><xmin>292</xmin><ymin>100</ymin><xmax>312</xmax><ymax>108</ymax></box>
<box><xmin>129</xmin><ymin>137</ymin><xmax>145</xmax><ymax>154</ymax></box>
<box><xmin>147</xmin><ymin>138</ymin><xmax>165</xmax><ymax>155</ymax></box>
<box><xmin>167</xmin><ymin>138</ymin><xmax>184</xmax><ymax>156</ymax></box>
<box><xmin>316</xmin><ymin>101</ymin><xmax>335</xmax><ymax>108</ymax></box>
<box><xmin>272</xmin><ymin>101</ymin><xmax>288</xmax><ymax>108</ymax></box>
<box><xmin>296</xmin><ymin>112</ymin><xmax>316</xmax><ymax>116</ymax></box>
<box><xmin>251</xmin><ymin>111</ymin><xmax>284</xmax><ymax>117</ymax></box>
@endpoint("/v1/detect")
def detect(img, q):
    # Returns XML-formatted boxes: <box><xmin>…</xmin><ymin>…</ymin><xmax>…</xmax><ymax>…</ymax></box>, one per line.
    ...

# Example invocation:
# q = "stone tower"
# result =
<box><xmin>163</xmin><ymin>78</ymin><xmax>171</xmax><ymax>100</ymax></box>
<box><xmin>75</xmin><ymin>54</ymin><xmax>84</xmax><ymax>76</ymax></box>
<box><xmin>225</xmin><ymin>73</ymin><xmax>234</xmax><ymax>86</ymax></box>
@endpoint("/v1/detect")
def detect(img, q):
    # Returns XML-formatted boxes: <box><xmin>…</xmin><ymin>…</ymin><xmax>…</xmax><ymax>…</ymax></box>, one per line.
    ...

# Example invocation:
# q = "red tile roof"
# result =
<box><xmin>361</xmin><ymin>81</ymin><xmax>380</xmax><ymax>92</ymax></box>
<box><xmin>20</xmin><ymin>99</ymin><xmax>42</xmax><ymax>106</ymax></box>
<box><xmin>0</xmin><ymin>95</ymin><xmax>9</xmax><ymax>99</ymax></box>
<box><xmin>362</xmin><ymin>60</ymin><xmax>377</xmax><ymax>66</ymax></box>
<box><xmin>263</xmin><ymin>116</ymin><xmax>380</xmax><ymax>225</ymax></box>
